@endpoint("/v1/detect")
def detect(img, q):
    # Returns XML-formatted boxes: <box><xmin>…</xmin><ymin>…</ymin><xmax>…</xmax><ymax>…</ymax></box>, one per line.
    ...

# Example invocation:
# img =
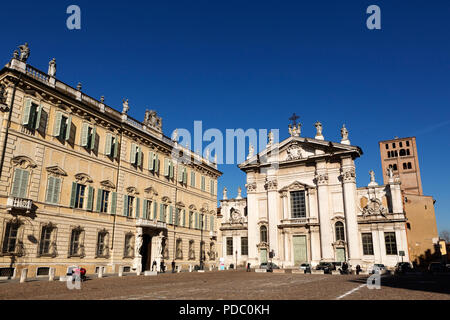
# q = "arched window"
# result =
<box><xmin>335</xmin><ymin>222</ymin><xmax>345</xmax><ymax>241</ymax></box>
<box><xmin>260</xmin><ymin>226</ymin><xmax>268</xmax><ymax>243</ymax></box>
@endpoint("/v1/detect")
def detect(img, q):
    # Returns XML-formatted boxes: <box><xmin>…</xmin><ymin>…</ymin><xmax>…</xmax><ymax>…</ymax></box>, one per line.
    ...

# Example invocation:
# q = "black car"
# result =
<box><xmin>315</xmin><ymin>262</ymin><xmax>335</xmax><ymax>274</ymax></box>
<box><xmin>395</xmin><ymin>262</ymin><xmax>413</xmax><ymax>274</ymax></box>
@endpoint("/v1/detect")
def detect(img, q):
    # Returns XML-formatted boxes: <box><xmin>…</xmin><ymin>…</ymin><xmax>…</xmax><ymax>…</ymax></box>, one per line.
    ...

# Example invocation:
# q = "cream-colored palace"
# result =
<box><xmin>0</xmin><ymin>45</ymin><xmax>221</xmax><ymax>279</ymax></box>
<box><xmin>220</xmin><ymin>122</ymin><xmax>410</xmax><ymax>270</ymax></box>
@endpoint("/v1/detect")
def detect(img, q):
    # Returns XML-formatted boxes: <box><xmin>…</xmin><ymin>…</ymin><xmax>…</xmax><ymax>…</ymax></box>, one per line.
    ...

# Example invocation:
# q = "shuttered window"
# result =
<box><xmin>45</xmin><ymin>176</ymin><xmax>61</xmax><ymax>204</ymax></box>
<box><xmin>201</xmin><ymin>176</ymin><xmax>206</xmax><ymax>191</ymax></box>
<box><xmin>11</xmin><ymin>168</ymin><xmax>30</xmax><ymax>198</ymax></box>
<box><xmin>22</xmin><ymin>98</ymin><xmax>41</xmax><ymax>130</ymax></box>
<box><xmin>210</xmin><ymin>216</ymin><xmax>215</xmax><ymax>232</ymax></box>
<box><xmin>191</xmin><ymin>171</ymin><xmax>196</xmax><ymax>187</ymax></box>
<box><xmin>104</xmin><ymin>133</ymin><xmax>117</xmax><ymax>158</ymax></box>
<box><xmin>81</xmin><ymin>123</ymin><xmax>96</xmax><ymax>150</ymax></box>
<box><xmin>54</xmin><ymin>112</ymin><xmax>71</xmax><ymax>141</ymax></box>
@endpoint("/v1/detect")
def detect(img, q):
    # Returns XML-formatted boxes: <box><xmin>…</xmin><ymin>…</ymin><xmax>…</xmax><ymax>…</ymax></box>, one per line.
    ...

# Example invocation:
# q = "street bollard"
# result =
<box><xmin>177</xmin><ymin>266</ymin><xmax>181</xmax><ymax>273</ymax></box>
<box><xmin>48</xmin><ymin>268</ymin><xmax>55</xmax><ymax>281</ymax></box>
<box><xmin>20</xmin><ymin>268</ymin><xmax>28</xmax><ymax>283</ymax></box>
<box><xmin>118</xmin><ymin>266</ymin><xmax>124</xmax><ymax>277</ymax></box>
<box><xmin>98</xmin><ymin>267</ymin><xmax>103</xmax><ymax>278</ymax></box>
<box><xmin>189</xmin><ymin>265</ymin><xmax>192</xmax><ymax>272</ymax></box>
<box><xmin>209</xmin><ymin>265</ymin><xmax>212</xmax><ymax>271</ymax></box>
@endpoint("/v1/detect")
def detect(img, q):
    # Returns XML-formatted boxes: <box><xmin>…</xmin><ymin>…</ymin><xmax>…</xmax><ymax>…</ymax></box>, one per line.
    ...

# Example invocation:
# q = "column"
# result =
<box><xmin>341</xmin><ymin>157</ymin><xmax>361</xmax><ymax>265</ymax></box>
<box><xmin>246</xmin><ymin>179</ymin><xmax>259</xmax><ymax>265</ymax></box>
<box><xmin>266</xmin><ymin>177</ymin><xmax>279</xmax><ymax>264</ymax></box>
<box><xmin>316</xmin><ymin>166</ymin><xmax>334</xmax><ymax>261</ymax></box>
<box><xmin>310</xmin><ymin>226</ymin><xmax>321</xmax><ymax>265</ymax></box>
<box><xmin>282</xmin><ymin>192</ymin><xmax>289</xmax><ymax>220</ymax></box>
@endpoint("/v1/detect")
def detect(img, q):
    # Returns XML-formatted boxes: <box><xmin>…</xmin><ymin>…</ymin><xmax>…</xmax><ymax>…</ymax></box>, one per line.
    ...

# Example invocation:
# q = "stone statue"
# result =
<box><xmin>288</xmin><ymin>123</ymin><xmax>301</xmax><ymax>137</ymax></box>
<box><xmin>341</xmin><ymin>124</ymin><xmax>349</xmax><ymax>140</ymax></box>
<box><xmin>76</xmin><ymin>82</ymin><xmax>82</xmax><ymax>91</ymax></box>
<box><xmin>268</xmin><ymin>131</ymin><xmax>274</xmax><ymax>145</ymax></box>
<box><xmin>248</xmin><ymin>144</ymin><xmax>254</xmax><ymax>159</ymax></box>
<box><xmin>223</xmin><ymin>187</ymin><xmax>228</xmax><ymax>200</ymax></box>
<box><xmin>205</xmin><ymin>148</ymin><xmax>210</xmax><ymax>161</ymax></box>
<box><xmin>48</xmin><ymin>58</ymin><xmax>56</xmax><ymax>77</ymax></box>
<box><xmin>370</xmin><ymin>170</ymin><xmax>375</xmax><ymax>182</ymax></box>
<box><xmin>172</xmin><ymin>129</ymin><xmax>178</xmax><ymax>142</ymax></box>
<box><xmin>122</xmin><ymin>99</ymin><xmax>129</xmax><ymax>114</ymax></box>
<box><xmin>13</xmin><ymin>50</ymin><xmax>19</xmax><ymax>59</ymax></box>
<box><xmin>314</xmin><ymin>121</ymin><xmax>323</xmax><ymax>137</ymax></box>
<box><xmin>386</xmin><ymin>167</ymin><xmax>394</xmax><ymax>180</ymax></box>
<box><xmin>100</xmin><ymin>96</ymin><xmax>105</xmax><ymax>103</ymax></box>
<box><xmin>237</xmin><ymin>187</ymin><xmax>242</xmax><ymax>199</ymax></box>
<box><xmin>18</xmin><ymin>43</ymin><xmax>30</xmax><ymax>62</ymax></box>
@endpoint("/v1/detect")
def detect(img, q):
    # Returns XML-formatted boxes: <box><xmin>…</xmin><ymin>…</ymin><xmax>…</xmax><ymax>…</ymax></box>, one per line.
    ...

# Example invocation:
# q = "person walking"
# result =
<box><xmin>172</xmin><ymin>260</ymin><xmax>176</xmax><ymax>273</ymax></box>
<box><xmin>246</xmin><ymin>263</ymin><xmax>251</xmax><ymax>272</ymax></box>
<box><xmin>152</xmin><ymin>260</ymin><xmax>157</xmax><ymax>271</ymax></box>
<box><xmin>356</xmin><ymin>264</ymin><xmax>361</xmax><ymax>275</ymax></box>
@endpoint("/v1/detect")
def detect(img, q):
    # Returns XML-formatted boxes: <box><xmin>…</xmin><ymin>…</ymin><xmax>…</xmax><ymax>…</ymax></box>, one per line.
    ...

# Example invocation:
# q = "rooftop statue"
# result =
<box><xmin>48</xmin><ymin>58</ymin><xmax>56</xmax><ymax>77</ymax></box>
<box><xmin>18</xmin><ymin>43</ymin><xmax>30</xmax><ymax>62</ymax></box>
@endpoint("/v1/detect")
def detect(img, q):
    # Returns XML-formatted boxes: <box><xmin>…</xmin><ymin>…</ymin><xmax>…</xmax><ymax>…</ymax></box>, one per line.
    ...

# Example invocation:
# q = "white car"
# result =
<box><xmin>368</xmin><ymin>263</ymin><xmax>387</xmax><ymax>274</ymax></box>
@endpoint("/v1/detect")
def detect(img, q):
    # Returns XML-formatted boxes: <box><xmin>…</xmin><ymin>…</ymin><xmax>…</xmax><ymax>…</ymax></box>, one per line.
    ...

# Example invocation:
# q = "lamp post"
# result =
<box><xmin>235</xmin><ymin>250</ymin><xmax>238</xmax><ymax>270</ymax></box>
<box><xmin>199</xmin><ymin>212</ymin><xmax>204</xmax><ymax>270</ymax></box>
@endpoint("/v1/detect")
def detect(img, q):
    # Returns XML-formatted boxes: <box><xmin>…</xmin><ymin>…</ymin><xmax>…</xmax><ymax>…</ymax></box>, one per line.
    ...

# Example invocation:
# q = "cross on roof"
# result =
<box><xmin>289</xmin><ymin>113</ymin><xmax>300</xmax><ymax>126</ymax></box>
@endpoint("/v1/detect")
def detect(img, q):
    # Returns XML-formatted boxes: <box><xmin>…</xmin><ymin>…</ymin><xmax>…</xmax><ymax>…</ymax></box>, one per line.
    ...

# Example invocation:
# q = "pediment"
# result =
<box><xmin>75</xmin><ymin>173</ymin><xmax>93</xmax><ymax>183</ymax></box>
<box><xmin>12</xmin><ymin>156</ymin><xmax>37</xmax><ymax>169</ymax></box>
<box><xmin>126</xmin><ymin>186</ymin><xmax>139</xmax><ymax>195</ymax></box>
<box><xmin>100</xmin><ymin>180</ymin><xmax>116</xmax><ymax>189</ymax></box>
<box><xmin>144</xmin><ymin>186</ymin><xmax>158</xmax><ymax>196</ymax></box>
<box><xmin>279</xmin><ymin>181</ymin><xmax>315</xmax><ymax>193</ymax></box>
<box><xmin>239</xmin><ymin>136</ymin><xmax>362</xmax><ymax>169</ymax></box>
<box><xmin>46</xmin><ymin>165</ymin><xmax>67</xmax><ymax>176</ymax></box>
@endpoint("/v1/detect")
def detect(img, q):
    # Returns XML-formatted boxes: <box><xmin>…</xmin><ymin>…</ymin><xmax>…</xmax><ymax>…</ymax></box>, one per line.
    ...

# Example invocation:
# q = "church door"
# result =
<box><xmin>293</xmin><ymin>235</ymin><xmax>307</xmax><ymax>265</ymax></box>
<box><xmin>260</xmin><ymin>249</ymin><xmax>267</xmax><ymax>264</ymax></box>
<box><xmin>336</xmin><ymin>248</ymin><xmax>346</xmax><ymax>262</ymax></box>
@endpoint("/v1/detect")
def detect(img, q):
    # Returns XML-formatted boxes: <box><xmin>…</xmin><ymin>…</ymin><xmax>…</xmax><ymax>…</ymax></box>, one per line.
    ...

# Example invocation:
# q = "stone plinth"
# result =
<box><xmin>255</xmin><ymin>269</ymin><xmax>266</xmax><ymax>273</ymax></box>
<box><xmin>272</xmin><ymin>269</ymin><xmax>285</xmax><ymax>274</ymax></box>
<box><xmin>144</xmin><ymin>271</ymin><xmax>157</xmax><ymax>276</ymax></box>
<box><xmin>311</xmin><ymin>270</ymin><xmax>324</xmax><ymax>275</ymax></box>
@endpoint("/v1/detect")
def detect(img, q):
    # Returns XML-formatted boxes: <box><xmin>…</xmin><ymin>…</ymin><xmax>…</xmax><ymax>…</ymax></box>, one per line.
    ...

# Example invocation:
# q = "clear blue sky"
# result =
<box><xmin>1</xmin><ymin>1</ymin><xmax>449</xmax><ymax>232</ymax></box>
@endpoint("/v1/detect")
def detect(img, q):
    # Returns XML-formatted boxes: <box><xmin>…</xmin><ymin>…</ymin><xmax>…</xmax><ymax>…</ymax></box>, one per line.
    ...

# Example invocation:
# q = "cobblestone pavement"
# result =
<box><xmin>0</xmin><ymin>270</ymin><xmax>449</xmax><ymax>300</ymax></box>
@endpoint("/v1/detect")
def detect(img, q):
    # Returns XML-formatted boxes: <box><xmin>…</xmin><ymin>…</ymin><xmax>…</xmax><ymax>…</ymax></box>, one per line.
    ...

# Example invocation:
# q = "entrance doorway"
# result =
<box><xmin>260</xmin><ymin>248</ymin><xmax>268</xmax><ymax>264</ymax></box>
<box><xmin>141</xmin><ymin>234</ymin><xmax>152</xmax><ymax>271</ymax></box>
<box><xmin>336</xmin><ymin>248</ymin><xmax>346</xmax><ymax>262</ymax></box>
<box><xmin>293</xmin><ymin>235</ymin><xmax>307</xmax><ymax>265</ymax></box>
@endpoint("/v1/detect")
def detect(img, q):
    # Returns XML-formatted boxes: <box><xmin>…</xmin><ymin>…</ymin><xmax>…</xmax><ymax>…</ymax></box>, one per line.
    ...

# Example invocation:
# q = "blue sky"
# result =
<box><xmin>1</xmin><ymin>1</ymin><xmax>449</xmax><ymax>232</ymax></box>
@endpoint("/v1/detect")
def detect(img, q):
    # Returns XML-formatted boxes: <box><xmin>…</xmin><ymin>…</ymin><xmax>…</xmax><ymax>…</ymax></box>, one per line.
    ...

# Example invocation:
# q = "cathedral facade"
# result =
<box><xmin>220</xmin><ymin>122</ymin><xmax>410</xmax><ymax>270</ymax></box>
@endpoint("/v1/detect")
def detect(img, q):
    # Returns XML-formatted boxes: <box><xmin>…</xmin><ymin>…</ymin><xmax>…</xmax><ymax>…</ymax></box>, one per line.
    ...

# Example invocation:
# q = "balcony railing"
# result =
<box><xmin>135</xmin><ymin>218</ymin><xmax>167</xmax><ymax>229</ymax></box>
<box><xmin>6</xmin><ymin>197</ymin><xmax>33</xmax><ymax>212</ymax></box>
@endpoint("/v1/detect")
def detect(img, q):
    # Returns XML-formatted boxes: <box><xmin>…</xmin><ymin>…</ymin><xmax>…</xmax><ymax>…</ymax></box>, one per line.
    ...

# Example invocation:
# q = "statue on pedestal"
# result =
<box><xmin>314</xmin><ymin>121</ymin><xmax>323</xmax><ymax>139</ymax></box>
<box><xmin>18</xmin><ymin>43</ymin><xmax>30</xmax><ymax>62</ymax></box>
<box><xmin>122</xmin><ymin>99</ymin><xmax>129</xmax><ymax>114</ymax></box>
<box><xmin>223</xmin><ymin>187</ymin><xmax>228</xmax><ymax>200</ymax></box>
<box><xmin>48</xmin><ymin>58</ymin><xmax>56</xmax><ymax>77</ymax></box>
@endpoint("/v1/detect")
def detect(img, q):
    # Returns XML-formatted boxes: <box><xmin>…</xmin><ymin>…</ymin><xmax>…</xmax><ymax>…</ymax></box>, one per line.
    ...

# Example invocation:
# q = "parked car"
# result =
<box><xmin>428</xmin><ymin>262</ymin><xmax>448</xmax><ymax>274</ymax></box>
<box><xmin>259</xmin><ymin>262</ymin><xmax>280</xmax><ymax>272</ymax></box>
<box><xmin>315</xmin><ymin>262</ymin><xmax>335</xmax><ymax>274</ymax></box>
<box><xmin>299</xmin><ymin>263</ymin><xmax>311</xmax><ymax>273</ymax></box>
<box><xmin>395</xmin><ymin>262</ymin><xmax>413</xmax><ymax>274</ymax></box>
<box><xmin>368</xmin><ymin>264</ymin><xmax>387</xmax><ymax>274</ymax></box>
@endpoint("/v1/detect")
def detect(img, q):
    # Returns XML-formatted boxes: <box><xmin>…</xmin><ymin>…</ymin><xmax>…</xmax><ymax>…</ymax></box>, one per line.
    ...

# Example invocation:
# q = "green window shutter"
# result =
<box><xmin>96</xmin><ymin>189</ymin><xmax>102</xmax><ymax>212</ymax></box>
<box><xmin>182</xmin><ymin>209</ymin><xmax>186</xmax><ymax>227</ymax></box>
<box><xmin>70</xmin><ymin>182</ymin><xmax>77</xmax><ymax>208</ymax></box>
<box><xmin>18</xmin><ymin>170</ymin><xmax>29</xmax><ymax>198</ymax></box>
<box><xmin>169</xmin><ymin>206</ymin><xmax>173</xmax><ymax>224</ymax></box>
<box><xmin>11</xmin><ymin>169</ymin><xmax>23</xmax><ymax>197</ymax></box>
<box><xmin>52</xmin><ymin>177</ymin><xmax>61</xmax><ymax>204</ymax></box>
<box><xmin>45</xmin><ymin>176</ymin><xmax>55</xmax><ymax>203</ymax></box>
<box><xmin>205</xmin><ymin>215</ymin><xmax>208</xmax><ymax>231</ymax></box>
<box><xmin>113</xmin><ymin>136</ymin><xmax>119</xmax><ymax>158</ymax></box>
<box><xmin>90</xmin><ymin>126</ymin><xmax>96</xmax><ymax>150</ymax></box>
<box><xmin>191</xmin><ymin>171</ymin><xmax>195</xmax><ymax>187</ymax></box>
<box><xmin>22</xmin><ymin>98</ymin><xmax>32</xmax><ymax>125</ymax></box>
<box><xmin>148</xmin><ymin>151</ymin><xmax>154</xmax><ymax>171</ymax></box>
<box><xmin>123</xmin><ymin>195</ymin><xmax>129</xmax><ymax>216</ymax></box>
<box><xmin>159</xmin><ymin>203</ymin><xmax>164</xmax><ymax>221</ymax></box>
<box><xmin>130</xmin><ymin>143</ymin><xmax>136</xmax><ymax>164</ymax></box>
<box><xmin>169</xmin><ymin>161</ymin><xmax>174</xmax><ymax>179</ymax></box>
<box><xmin>137</xmin><ymin>147</ymin><xmax>142</xmax><ymax>166</ymax></box>
<box><xmin>210</xmin><ymin>216</ymin><xmax>214</xmax><ymax>231</ymax></box>
<box><xmin>65</xmin><ymin>116</ymin><xmax>72</xmax><ymax>141</ymax></box>
<box><xmin>195</xmin><ymin>212</ymin><xmax>198</xmax><ymax>229</ymax></box>
<box><xmin>81</xmin><ymin>123</ymin><xmax>88</xmax><ymax>147</ymax></box>
<box><xmin>136</xmin><ymin>198</ymin><xmax>140</xmax><ymax>218</ymax></box>
<box><xmin>201</xmin><ymin>176</ymin><xmax>205</xmax><ymax>191</ymax></box>
<box><xmin>87</xmin><ymin>186</ymin><xmax>94</xmax><ymax>211</ymax></box>
<box><xmin>53</xmin><ymin>112</ymin><xmax>62</xmax><ymax>137</ymax></box>
<box><xmin>34</xmin><ymin>104</ymin><xmax>42</xmax><ymax>130</ymax></box>
<box><xmin>142</xmin><ymin>199</ymin><xmax>148</xmax><ymax>219</ymax></box>
<box><xmin>183</xmin><ymin>169</ymin><xmax>187</xmax><ymax>185</ymax></box>
<box><xmin>111</xmin><ymin>192</ymin><xmax>117</xmax><ymax>214</ymax></box>
<box><xmin>154</xmin><ymin>154</ymin><xmax>158</xmax><ymax>173</ymax></box>
<box><xmin>178</xmin><ymin>165</ymin><xmax>183</xmax><ymax>182</ymax></box>
<box><xmin>153</xmin><ymin>201</ymin><xmax>158</xmax><ymax>219</ymax></box>
<box><xmin>105</xmin><ymin>133</ymin><xmax>112</xmax><ymax>156</ymax></box>
<box><xmin>164</xmin><ymin>158</ymin><xmax>169</xmax><ymax>176</ymax></box>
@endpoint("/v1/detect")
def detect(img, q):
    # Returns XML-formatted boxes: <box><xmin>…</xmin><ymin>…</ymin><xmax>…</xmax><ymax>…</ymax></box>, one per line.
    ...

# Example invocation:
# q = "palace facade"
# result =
<box><xmin>220</xmin><ymin>122</ymin><xmax>410</xmax><ymax>270</ymax></box>
<box><xmin>0</xmin><ymin>45</ymin><xmax>221</xmax><ymax>279</ymax></box>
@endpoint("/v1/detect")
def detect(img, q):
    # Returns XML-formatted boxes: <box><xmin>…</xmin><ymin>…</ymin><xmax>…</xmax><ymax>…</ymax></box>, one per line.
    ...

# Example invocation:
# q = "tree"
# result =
<box><xmin>440</xmin><ymin>230</ymin><xmax>450</xmax><ymax>242</ymax></box>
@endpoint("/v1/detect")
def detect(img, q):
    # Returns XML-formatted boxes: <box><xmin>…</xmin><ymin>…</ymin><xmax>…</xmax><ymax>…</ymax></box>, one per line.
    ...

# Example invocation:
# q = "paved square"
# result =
<box><xmin>0</xmin><ymin>270</ymin><xmax>449</xmax><ymax>300</ymax></box>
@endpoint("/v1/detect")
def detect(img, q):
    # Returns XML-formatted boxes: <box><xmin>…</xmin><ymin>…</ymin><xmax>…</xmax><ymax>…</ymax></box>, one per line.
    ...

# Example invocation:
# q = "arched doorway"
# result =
<box><xmin>140</xmin><ymin>234</ymin><xmax>152</xmax><ymax>271</ymax></box>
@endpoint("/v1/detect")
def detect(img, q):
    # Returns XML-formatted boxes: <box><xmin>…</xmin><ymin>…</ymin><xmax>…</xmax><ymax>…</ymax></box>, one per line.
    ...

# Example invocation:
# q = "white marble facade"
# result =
<box><xmin>219</xmin><ymin>124</ymin><xmax>409</xmax><ymax>269</ymax></box>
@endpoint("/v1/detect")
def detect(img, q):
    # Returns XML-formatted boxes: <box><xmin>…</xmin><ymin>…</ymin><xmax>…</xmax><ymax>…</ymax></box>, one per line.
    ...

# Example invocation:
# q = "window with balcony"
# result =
<box><xmin>290</xmin><ymin>191</ymin><xmax>306</xmax><ymax>218</ymax></box>
<box><xmin>11</xmin><ymin>168</ymin><xmax>30</xmax><ymax>199</ymax></box>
